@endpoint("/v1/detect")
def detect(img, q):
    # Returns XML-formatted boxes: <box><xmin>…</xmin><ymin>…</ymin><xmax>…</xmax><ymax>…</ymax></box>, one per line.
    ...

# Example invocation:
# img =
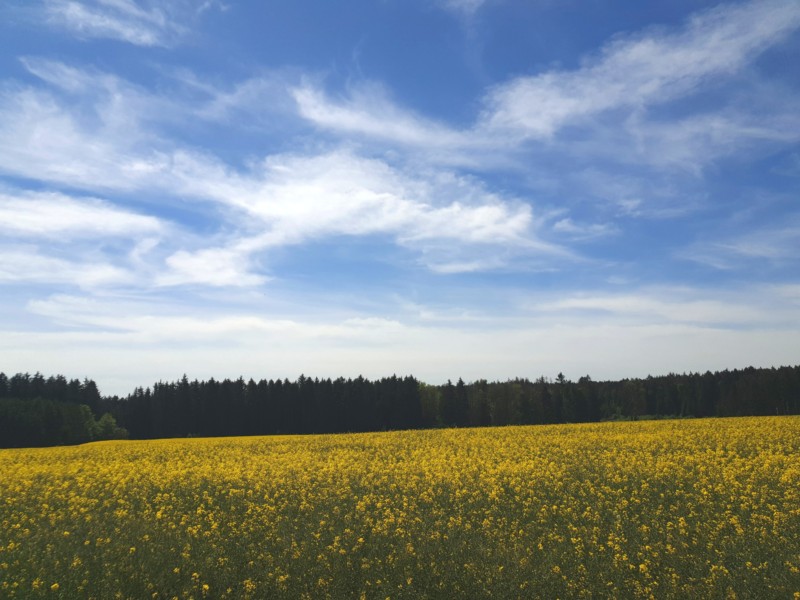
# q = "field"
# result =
<box><xmin>1</xmin><ymin>417</ymin><xmax>799</xmax><ymax>599</ymax></box>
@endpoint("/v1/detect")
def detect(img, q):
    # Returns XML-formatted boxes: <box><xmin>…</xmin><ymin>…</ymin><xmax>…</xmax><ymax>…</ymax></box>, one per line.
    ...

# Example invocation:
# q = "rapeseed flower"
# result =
<box><xmin>0</xmin><ymin>417</ymin><xmax>797</xmax><ymax>598</ymax></box>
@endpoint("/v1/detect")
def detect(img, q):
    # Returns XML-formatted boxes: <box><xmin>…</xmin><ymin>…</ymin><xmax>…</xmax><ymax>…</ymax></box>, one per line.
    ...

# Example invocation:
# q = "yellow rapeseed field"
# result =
<box><xmin>1</xmin><ymin>417</ymin><xmax>799</xmax><ymax>599</ymax></box>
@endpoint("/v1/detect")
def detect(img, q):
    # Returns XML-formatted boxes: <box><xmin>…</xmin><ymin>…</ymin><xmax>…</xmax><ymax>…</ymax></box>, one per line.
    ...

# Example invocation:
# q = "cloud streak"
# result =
<box><xmin>0</xmin><ymin>62</ymin><xmax>565</xmax><ymax>281</ymax></box>
<box><xmin>41</xmin><ymin>0</ymin><xmax>219</xmax><ymax>46</ymax></box>
<box><xmin>161</xmin><ymin>149</ymin><xmax>561</xmax><ymax>278</ymax></box>
<box><xmin>293</xmin><ymin>82</ymin><xmax>473</xmax><ymax>150</ymax></box>
<box><xmin>0</xmin><ymin>247</ymin><xmax>132</xmax><ymax>288</ymax></box>
<box><xmin>0</xmin><ymin>189</ymin><xmax>163</xmax><ymax>237</ymax></box>
<box><xmin>480</xmin><ymin>0</ymin><xmax>800</xmax><ymax>139</ymax></box>
<box><xmin>681</xmin><ymin>219</ymin><xmax>800</xmax><ymax>270</ymax></box>
<box><xmin>289</xmin><ymin>0</ymin><xmax>800</xmax><ymax>188</ymax></box>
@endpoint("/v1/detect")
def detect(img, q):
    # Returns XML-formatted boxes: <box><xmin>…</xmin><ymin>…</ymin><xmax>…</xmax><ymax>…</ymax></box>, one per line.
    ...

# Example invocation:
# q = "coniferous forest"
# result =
<box><xmin>1</xmin><ymin>366</ymin><xmax>799</xmax><ymax>448</ymax></box>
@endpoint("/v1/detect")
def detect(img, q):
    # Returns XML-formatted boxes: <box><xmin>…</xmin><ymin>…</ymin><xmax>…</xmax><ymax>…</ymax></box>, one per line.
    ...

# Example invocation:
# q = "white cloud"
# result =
<box><xmin>159</xmin><ymin>246</ymin><xmax>268</xmax><ymax>287</ymax></box>
<box><xmin>290</xmin><ymin>80</ymin><xmax>529</xmax><ymax>170</ymax></box>
<box><xmin>0</xmin><ymin>85</ymin><xmax>117</xmax><ymax>186</ymax></box>
<box><xmin>291</xmin><ymin>80</ymin><xmax>533</xmax><ymax>170</ymax></box>
<box><xmin>41</xmin><ymin>0</ymin><xmax>219</xmax><ymax>46</ymax></box>
<box><xmin>20</xmin><ymin>56</ymin><xmax>104</xmax><ymax>93</ymax></box>
<box><xmin>622</xmin><ymin>105</ymin><xmax>800</xmax><ymax>173</ymax></box>
<box><xmin>480</xmin><ymin>0</ymin><xmax>800</xmax><ymax>139</ymax></box>
<box><xmin>526</xmin><ymin>285</ymin><xmax>799</xmax><ymax>328</ymax></box>
<box><xmin>425</xmin><ymin>257</ymin><xmax>508</xmax><ymax>274</ymax></box>
<box><xmin>570</xmin><ymin>168</ymin><xmax>700</xmax><ymax>218</ymax></box>
<box><xmin>162</xmin><ymin>67</ymin><xmax>298</xmax><ymax>125</ymax></box>
<box><xmin>0</xmin><ymin>247</ymin><xmax>132</xmax><ymax>288</ymax></box>
<box><xmin>2</xmin><ymin>60</ymin><xmax>556</xmax><ymax>277</ymax></box>
<box><xmin>0</xmin><ymin>189</ymin><xmax>163</xmax><ymax>237</ymax></box>
<box><xmin>293</xmin><ymin>82</ymin><xmax>472</xmax><ymax>150</ymax></box>
<box><xmin>0</xmin><ymin>185</ymin><xmax>173</xmax><ymax>290</ymax></box>
<box><xmin>19</xmin><ymin>56</ymin><xmax>193</xmax><ymax>133</ymax></box>
<box><xmin>0</xmin><ymin>74</ymin><xmax>176</xmax><ymax>192</ymax></box>
<box><xmin>250</xmin><ymin>151</ymin><xmax>534</xmax><ymax>243</ymax></box>
<box><xmin>537</xmin><ymin>294</ymin><xmax>760</xmax><ymax>325</ymax></box>
<box><xmin>289</xmin><ymin>0</ymin><xmax>800</xmax><ymax>181</ymax></box>
<box><xmin>24</xmin><ymin>294</ymin><xmax>408</xmax><ymax>342</ymax></box>
<box><xmin>682</xmin><ymin>220</ymin><xmax>800</xmax><ymax>269</ymax></box>
<box><xmin>225</xmin><ymin>150</ymin><xmax>565</xmax><ymax>270</ymax></box>
<box><xmin>198</xmin><ymin>77</ymin><xmax>293</xmax><ymax>123</ymax></box>
<box><xmin>19</xmin><ymin>57</ymin><xmax>295</xmax><ymax>135</ymax></box>
<box><xmin>2</xmin><ymin>2</ymin><xmax>794</xmax><ymax>302</ymax></box>
<box><xmin>161</xmin><ymin>149</ymin><xmax>563</xmax><ymax>277</ymax></box>
<box><xmin>552</xmin><ymin>218</ymin><xmax>617</xmax><ymax>240</ymax></box>
<box><xmin>45</xmin><ymin>0</ymin><xmax>175</xmax><ymax>46</ymax></box>
<box><xmin>70</xmin><ymin>146</ymin><xmax>554</xmax><ymax>277</ymax></box>
<box><xmin>0</xmin><ymin>65</ymin><xmax>557</xmax><ymax>282</ymax></box>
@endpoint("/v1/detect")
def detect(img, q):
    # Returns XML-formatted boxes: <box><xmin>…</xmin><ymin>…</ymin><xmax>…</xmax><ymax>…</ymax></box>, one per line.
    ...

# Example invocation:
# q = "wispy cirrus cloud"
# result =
<box><xmin>157</xmin><ymin>149</ymin><xmax>562</xmax><ymax>280</ymax></box>
<box><xmin>40</xmin><ymin>0</ymin><xmax>221</xmax><ymax>46</ymax></box>
<box><xmin>289</xmin><ymin>81</ymin><xmax>507</xmax><ymax>168</ymax></box>
<box><xmin>158</xmin><ymin>246</ymin><xmax>269</xmax><ymax>288</ymax></box>
<box><xmin>0</xmin><ymin>61</ymin><xmax>562</xmax><ymax>285</ymax></box>
<box><xmin>0</xmin><ymin>189</ymin><xmax>163</xmax><ymax>237</ymax></box>
<box><xmin>620</xmin><ymin>100</ymin><xmax>800</xmax><ymax>173</ymax></box>
<box><xmin>525</xmin><ymin>284</ymin><xmax>800</xmax><ymax>329</ymax></box>
<box><xmin>552</xmin><ymin>218</ymin><xmax>618</xmax><ymax>240</ymax></box>
<box><xmin>0</xmin><ymin>187</ymin><xmax>169</xmax><ymax>290</ymax></box>
<box><xmin>3</xmin><ymin>1</ymin><xmax>797</xmax><ymax>292</ymax></box>
<box><xmin>479</xmin><ymin>0</ymin><xmax>800</xmax><ymax>139</ymax></box>
<box><xmin>239</xmin><ymin>151</ymin><xmax>539</xmax><ymax>249</ymax></box>
<box><xmin>158</xmin><ymin>67</ymin><xmax>301</xmax><ymax>127</ymax></box>
<box><xmin>0</xmin><ymin>247</ymin><xmax>132</xmax><ymax>287</ymax></box>
<box><xmin>26</xmin><ymin>294</ymin><xmax>407</xmax><ymax>341</ymax></box>
<box><xmin>567</xmin><ymin>168</ymin><xmax>704</xmax><ymax>219</ymax></box>
<box><xmin>293</xmin><ymin>82</ymin><xmax>470</xmax><ymax>149</ymax></box>
<box><xmin>681</xmin><ymin>220</ymin><xmax>800</xmax><ymax>270</ymax></box>
<box><xmin>0</xmin><ymin>59</ymin><xmax>177</xmax><ymax>192</ymax></box>
<box><xmin>290</xmin><ymin>0</ymin><xmax>800</xmax><ymax>186</ymax></box>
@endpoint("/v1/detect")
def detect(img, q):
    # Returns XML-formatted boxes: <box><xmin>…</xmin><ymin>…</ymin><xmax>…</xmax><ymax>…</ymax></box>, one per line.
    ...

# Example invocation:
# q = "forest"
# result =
<box><xmin>1</xmin><ymin>365</ymin><xmax>799</xmax><ymax>447</ymax></box>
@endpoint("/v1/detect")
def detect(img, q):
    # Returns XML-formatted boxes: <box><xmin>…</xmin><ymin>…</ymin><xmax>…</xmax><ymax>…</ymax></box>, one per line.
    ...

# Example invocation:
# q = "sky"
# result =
<box><xmin>1</xmin><ymin>0</ymin><xmax>799</xmax><ymax>396</ymax></box>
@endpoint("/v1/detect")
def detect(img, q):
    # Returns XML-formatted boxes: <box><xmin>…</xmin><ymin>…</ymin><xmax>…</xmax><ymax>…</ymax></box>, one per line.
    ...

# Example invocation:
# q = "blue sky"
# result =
<box><xmin>1</xmin><ymin>0</ymin><xmax>798</xmax><ymax>396</ymax></box>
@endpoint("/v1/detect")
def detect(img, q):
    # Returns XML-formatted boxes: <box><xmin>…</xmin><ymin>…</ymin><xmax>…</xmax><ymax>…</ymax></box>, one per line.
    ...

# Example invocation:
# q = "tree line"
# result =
<box><xmin>0</xmin><ymin>373</ymin><xmax>127</xmax><ymax>448</ymax></box>
<box><xmin>1</xmin><ymin>365</ymin><xmax>799</xmax><ymax>447</ymax></box>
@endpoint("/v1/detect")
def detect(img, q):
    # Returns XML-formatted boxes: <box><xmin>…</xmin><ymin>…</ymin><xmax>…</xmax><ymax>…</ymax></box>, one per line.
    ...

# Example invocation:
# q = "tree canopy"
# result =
<box><xmin>2</xmin><ymin>365</ymin><xmax>799</xmax><ymax>448</ymax></box>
